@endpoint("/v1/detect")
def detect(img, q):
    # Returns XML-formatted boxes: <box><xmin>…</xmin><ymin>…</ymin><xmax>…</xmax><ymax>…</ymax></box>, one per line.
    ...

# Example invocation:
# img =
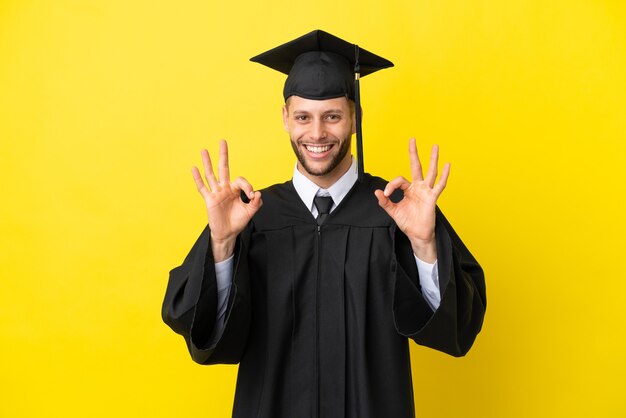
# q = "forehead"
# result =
<box><xmin>287</xmin><ymin>96</ymin><xmax>352</xmax><ymax>113</ymax></box>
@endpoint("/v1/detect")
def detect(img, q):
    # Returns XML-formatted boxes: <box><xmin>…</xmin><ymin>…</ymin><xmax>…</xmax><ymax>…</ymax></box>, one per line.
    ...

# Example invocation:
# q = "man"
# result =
<box><xmin>162</xmin><ymin>30</ymin><xmax>486</xmax><ymax>418</ymax></box>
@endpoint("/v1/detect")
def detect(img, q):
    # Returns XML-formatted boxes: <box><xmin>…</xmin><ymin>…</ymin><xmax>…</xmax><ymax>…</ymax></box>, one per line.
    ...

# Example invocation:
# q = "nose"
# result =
<box><xmin>309</xmin><ymin>119</ymin><xmax>326</xmax><ymax>141</ymax></box>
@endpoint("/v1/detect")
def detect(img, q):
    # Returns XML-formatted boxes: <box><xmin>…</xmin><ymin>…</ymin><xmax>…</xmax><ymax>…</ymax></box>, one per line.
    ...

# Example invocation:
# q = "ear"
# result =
<box><xmin>351</xmin><ymin>105</ymin><xmax>361</xmax><ymax>135</ymax></box>
<box><xmin>282</xmin><ymin>104</ymin><xmax>289</xmax><ymax>131</ymax></box>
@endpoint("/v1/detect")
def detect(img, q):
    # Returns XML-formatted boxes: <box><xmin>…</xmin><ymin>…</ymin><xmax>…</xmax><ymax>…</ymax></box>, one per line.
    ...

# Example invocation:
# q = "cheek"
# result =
<box><xmin>291</xmin><ymin>122</ymin><xmax>304</xmax><ymax>131</ymax></box>
<box><xmin>333</xmin><ymin>122</ymin><xmax>353</xmax><ymax>138</ymax></box>
<box><xmin>287</xmin><ymin>124</ymin><xmax>305</xmax><ymax>139</ymax></box>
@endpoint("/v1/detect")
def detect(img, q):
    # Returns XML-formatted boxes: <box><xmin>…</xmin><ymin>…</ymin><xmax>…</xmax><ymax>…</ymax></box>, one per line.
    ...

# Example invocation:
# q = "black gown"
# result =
<box><xmin>162</xmin><ymin>173</ymin><xmax>486</xmax><ymax>418</ymax></box>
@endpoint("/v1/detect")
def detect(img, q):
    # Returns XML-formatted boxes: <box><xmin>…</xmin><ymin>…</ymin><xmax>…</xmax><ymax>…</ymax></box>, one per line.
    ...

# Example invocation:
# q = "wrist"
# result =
<box><xmin>210</xmin><ymin>234</ymin><xmax>236</xmax><ymax>263</ymax></box>
<box><xmin>410</xmin><ymin>235</ymin><xmax>437</xmax><ymax>264</ymax></box>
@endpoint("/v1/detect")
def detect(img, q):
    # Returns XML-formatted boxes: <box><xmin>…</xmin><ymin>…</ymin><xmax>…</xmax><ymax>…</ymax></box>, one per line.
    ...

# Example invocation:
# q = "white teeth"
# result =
<box><xmin>306</xmin><ymin>145</ymin><xmax>331</xmax><ymax>153</ymax></box>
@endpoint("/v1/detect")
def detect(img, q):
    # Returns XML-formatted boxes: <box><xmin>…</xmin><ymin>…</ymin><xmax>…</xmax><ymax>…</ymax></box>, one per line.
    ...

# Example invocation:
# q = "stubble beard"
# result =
<box><xmin>291</xmin><ymin>135</ymin><xmax>352</xmax><ymax>177</ymax></box>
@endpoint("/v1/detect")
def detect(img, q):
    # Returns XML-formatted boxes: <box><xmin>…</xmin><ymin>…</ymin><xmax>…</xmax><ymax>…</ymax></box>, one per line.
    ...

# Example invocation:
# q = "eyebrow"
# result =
<box><xmin>322</xmin><ymin>109</ymin><xmax>345</xmax><ymax>114</ymax></box>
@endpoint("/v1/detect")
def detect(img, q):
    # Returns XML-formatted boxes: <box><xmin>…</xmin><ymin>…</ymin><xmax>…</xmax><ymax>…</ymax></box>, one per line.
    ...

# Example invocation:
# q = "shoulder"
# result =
<box><xmin>258</xmin><ymin>180</ymin><xmax>297</xmax><ymax>205</ymax></box>
<box><xmin>252</xmin><ymin>180</ymin><xmax>311</xmax><ymax>230</ymax></box>
<box><xmin>361</xmin><ymin>173</ymin><xmax>388</xmax><ymax>192</ymax></box>
<box><xmin>361</xmin><ymin>173</ymin><xmax>402</xmax><ymax>202</ymax></box>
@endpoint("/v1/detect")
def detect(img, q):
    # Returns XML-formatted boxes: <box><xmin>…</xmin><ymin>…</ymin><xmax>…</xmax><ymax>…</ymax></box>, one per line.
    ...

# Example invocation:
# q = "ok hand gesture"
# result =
<box><xmin>192</xmin><ymin>140</ymin><xmax>263</xmax><ymax>262</ymax></box>
<box><xmin>374</xmin><ymin>139</ymin><xmax>450</xmax><ymax>263</ymax></box>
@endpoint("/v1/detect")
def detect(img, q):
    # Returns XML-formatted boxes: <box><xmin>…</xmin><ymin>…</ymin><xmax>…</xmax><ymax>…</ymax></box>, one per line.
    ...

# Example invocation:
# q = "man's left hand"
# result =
<box><xmin>374</xmin><ymin>139</ymin><xmax>450</xmax><ymax>263</ymax></box>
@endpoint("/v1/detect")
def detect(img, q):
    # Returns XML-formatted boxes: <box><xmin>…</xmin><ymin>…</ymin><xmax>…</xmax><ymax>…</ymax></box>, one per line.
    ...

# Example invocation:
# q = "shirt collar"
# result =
<box><xmin>292</xmin><ymin>158</ymin><xmax>358</xmax><ymax>215</ymax></box>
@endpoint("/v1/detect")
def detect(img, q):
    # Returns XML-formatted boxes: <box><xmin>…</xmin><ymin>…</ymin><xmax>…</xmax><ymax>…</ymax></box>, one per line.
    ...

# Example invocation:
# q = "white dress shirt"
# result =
<box><xmin>210</xmin><ymin>159</ymin><xmax>441</xmax><ymax>344</ymax></box>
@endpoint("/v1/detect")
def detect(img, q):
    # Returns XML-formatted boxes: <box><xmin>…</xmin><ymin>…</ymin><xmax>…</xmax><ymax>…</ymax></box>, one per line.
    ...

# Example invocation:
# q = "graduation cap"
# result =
<box><xmin>250</xmin><ymin>29</ymin><xmax>394</xmax><ymax>180</ymax></box>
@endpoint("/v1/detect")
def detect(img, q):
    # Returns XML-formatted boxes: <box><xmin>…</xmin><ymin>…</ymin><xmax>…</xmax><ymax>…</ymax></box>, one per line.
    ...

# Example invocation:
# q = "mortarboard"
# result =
<box><xmin>250</xmin><ymin>29</ymin><xmax>394</xmax><ymax>180</ymax></box>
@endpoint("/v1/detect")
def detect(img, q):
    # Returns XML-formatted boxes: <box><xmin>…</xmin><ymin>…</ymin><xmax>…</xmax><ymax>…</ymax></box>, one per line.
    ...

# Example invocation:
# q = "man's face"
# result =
<box><xmin>282</xmin><ymin>96</ymin><xmax>356</xmax><ymax>181</ymax></box>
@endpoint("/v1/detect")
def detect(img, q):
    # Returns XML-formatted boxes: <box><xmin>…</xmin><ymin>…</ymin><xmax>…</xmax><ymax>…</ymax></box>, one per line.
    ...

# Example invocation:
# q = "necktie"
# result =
<box><xmin>313</xmin><ymin>196</ymin><xmax>333</xmax><ymax>226</ymax></box>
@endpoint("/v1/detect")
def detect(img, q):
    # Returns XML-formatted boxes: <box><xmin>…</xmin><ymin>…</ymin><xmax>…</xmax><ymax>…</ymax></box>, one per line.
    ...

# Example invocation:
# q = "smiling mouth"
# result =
<box><xmin>305</xmin><ymin>144</ymin><xmax>333</xmax><ymax>154</ymax></box>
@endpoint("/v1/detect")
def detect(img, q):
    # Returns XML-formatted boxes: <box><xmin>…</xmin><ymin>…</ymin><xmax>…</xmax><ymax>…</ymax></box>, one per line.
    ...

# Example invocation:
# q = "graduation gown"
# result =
<box><xmin>162</xmin><ymin>173</ymin><xmax>486</xmax><ymax>418</ymax></box>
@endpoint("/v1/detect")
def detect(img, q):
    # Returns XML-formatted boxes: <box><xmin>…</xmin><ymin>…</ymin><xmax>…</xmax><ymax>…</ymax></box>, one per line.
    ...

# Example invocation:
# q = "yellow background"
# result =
<box><xmin>1</xmin><ymin>0</ymin><xmax>625</xmax><ymax>417</ymax></box>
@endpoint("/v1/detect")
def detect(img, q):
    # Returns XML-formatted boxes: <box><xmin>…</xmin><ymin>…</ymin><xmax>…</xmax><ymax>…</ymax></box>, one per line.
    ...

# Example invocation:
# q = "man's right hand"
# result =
<box><xmin>192</xmin><ymin>139</ymin><xmax>262</xmax><ymax>262</ymax></box>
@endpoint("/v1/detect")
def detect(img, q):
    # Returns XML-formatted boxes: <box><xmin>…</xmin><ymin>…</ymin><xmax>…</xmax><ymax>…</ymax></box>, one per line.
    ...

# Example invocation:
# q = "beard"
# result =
<box><xmin>290</xmin><ymin>134</ymin><xmax>352</xmax><ymax>177</ymax></box>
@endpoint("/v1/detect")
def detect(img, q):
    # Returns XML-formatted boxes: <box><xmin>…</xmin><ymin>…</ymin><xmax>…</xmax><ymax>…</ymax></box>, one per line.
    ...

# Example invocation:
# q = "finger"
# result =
<box><xmin>201</xmin><ymin>149</ymin><xmax>219</xmax><ymax>190</ymax></box>
<box><xmin>384</xmin><ymin>176</ymin><xmax>411</xmax><ymax>197</ymax></box>
<box><xmin>218</xmin><ymin>139</ymin><xmax>230</xmax><ymax>184</ymax></box>
<box><xmin>192</xmin><ymin>166</ymin><xmax>210</xmax><ymax>198</ymax></box>
<box><xmin>433</xmin><ymin>162</ymin><xmax>451</xmax><ymax>196</ymax></box>
<box><xmin>374</xmin><ymin>189</ymin><xmax>395</xmax><ymax>214</ymax></box>
<box><xmin>425</xmin><ymin>144</ymin><xmax>439</xmax><ymax>188</ymax></box>
<box><xmin>231</xmin><ymin>176</ymin><xmax>255</xmax><ymax>200</ymax></box>
<box><xmin>409</xmin><ymin>138</ymin><xmax>424</xmax><ymax>181</ymax></box>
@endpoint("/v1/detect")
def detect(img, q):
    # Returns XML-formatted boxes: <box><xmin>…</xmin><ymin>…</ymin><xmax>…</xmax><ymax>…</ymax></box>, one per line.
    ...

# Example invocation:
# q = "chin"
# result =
<box><xmin>300</xmin><ymin>160</ymin><xmax>337</xmax><ymax>177</ymax></box>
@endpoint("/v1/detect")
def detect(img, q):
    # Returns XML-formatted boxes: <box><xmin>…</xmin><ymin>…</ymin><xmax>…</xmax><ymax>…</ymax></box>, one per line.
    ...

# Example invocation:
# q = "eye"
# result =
<box><xmin>325</xmin><ymin>114</ymin><xmax>341</xmax><ymax>121</ymax></box>
<box><xmin>294</xmin><ymin>114</ymin><xmax>309</xmax><ymax>121</ymax></box>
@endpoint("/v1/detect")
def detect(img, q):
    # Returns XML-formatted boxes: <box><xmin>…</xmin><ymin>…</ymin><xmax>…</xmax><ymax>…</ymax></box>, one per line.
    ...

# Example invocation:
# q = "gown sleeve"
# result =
<box><xmin>161</xmin><ymin>225</ymin><xmax>252</xmax><ymax>365</ymax></box>
<box><xmin>392</xmin><ymin>207</ymin><xmax>486</xmax><ymax>357</ymax></box>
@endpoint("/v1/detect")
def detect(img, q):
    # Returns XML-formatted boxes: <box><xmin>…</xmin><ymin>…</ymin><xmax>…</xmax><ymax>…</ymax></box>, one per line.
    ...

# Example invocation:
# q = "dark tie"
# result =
<box><xmin>313</xmin><ymin>196</ymin><xmax>334</xmax><ymax>226</ymax></box>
